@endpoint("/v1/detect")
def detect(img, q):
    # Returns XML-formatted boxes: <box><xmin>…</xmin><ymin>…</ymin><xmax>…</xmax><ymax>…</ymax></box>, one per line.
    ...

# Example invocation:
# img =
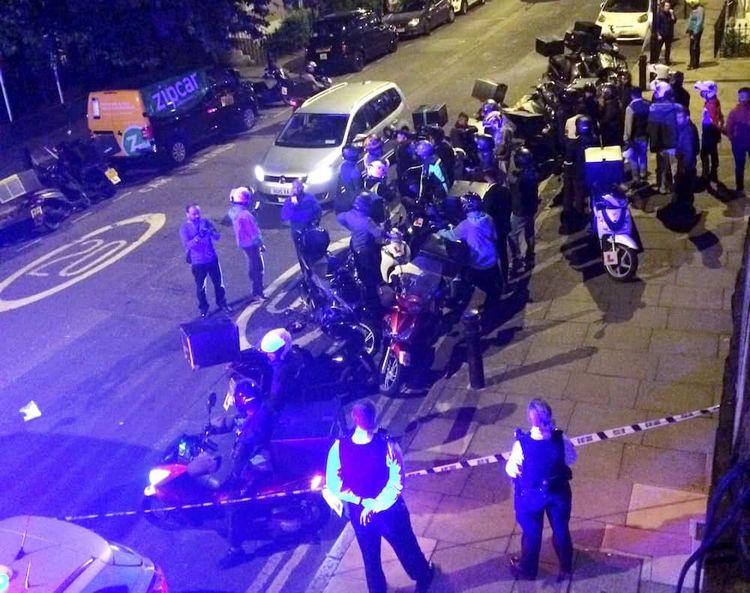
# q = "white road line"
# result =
<box><xmin>244</xmin><ymin>550</ymin><xmax>286</xmax><ymax>593</ymax></box>
<box><xmin>264</xmin><ymin>544</ymin><xmax>311</xmax><ymax>593</ymax></box>
<box><xmin>113</xmin><ymin>191</ymin><xmax>133</xmax><ymax>202</ymax></box>
<box><xmin>70</xmin><ymin>212</ymin><xmax>92</xmax><ymax>224</ymax></box>
<box><xmin>15</xmin><ymin>239</ymin><xmax>42</xmax><ymax>253</ymax></box>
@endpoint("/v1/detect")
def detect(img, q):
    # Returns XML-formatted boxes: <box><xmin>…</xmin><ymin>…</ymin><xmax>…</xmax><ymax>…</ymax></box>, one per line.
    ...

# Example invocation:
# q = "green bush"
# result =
<box><xmin>721</xmin><ymin>23</ymin><xmax>750</xmax><ymax>58</ymax></box>
<box><xmin>318</xmin><ymin>0</ymin><xmax>382</xmax><ymax>14</ymax></box>
<box><xmin>267</xmin><ymin>9</ymin><xmax>312</xmax><ymax>56</ymax></box>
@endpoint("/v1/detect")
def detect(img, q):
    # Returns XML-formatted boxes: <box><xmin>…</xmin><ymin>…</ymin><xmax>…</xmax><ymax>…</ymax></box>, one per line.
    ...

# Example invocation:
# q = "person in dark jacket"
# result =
<box><xmin>674</xmin><ymin>106</ymin><xmax>700</xmax><ymax>212</ymax></box>
<box><xmin>623</xmin><ymin>87</ymin><xmax>651</xmax><ymax>182</ymax></box>
<box><xmin>282</xmin><ymin>180</ymin><xmax>323</xmax><ymax>264</ymax></box>
<box><xmin>647</xmin><ymin>82</ymin><xmax>680</xmax><ymax>194</ymax></box>
<box><xmin>670</xmin><ymin>71</ymin><xmax>691</xmax><ymax>111</ymax></box>
<box><xmin>566</xmin><ymin>116</ymin><xmax>599</xmax><ymax>226</ymax></box>
<box><xmin>655</xmin><ymin>1</ymin><xmax>677</xmax><ymax>65</ymax></box>
<box><xmin>482</xmin><ymin>168</ymin><xmax>512</xmax><ymax>287</ymax></box>
<box><xmin>508</xmin><ymin>148</ymin><xmax>540</xmax><ymax>274</ymax></box>
<box><xmin>425</xmin><ymin>125</ymin><xmax>456</xmax><ymax>187</ymax></box>
<box><xmin>394</xmin><ymin>127</ymin><xmax>418</xmax><ymax>195</ymax></box>
<box><xmin>506</xmin><ymin>398</ymin><xmax>577</xmax><ymax>582</ymax></box>
<box><xmin>725</xmin><ymin>87</ymin><xmax>750</xmax><ymax>196</ymax></box>
<box><xmin>325</xmin><ymin>400</ymin><xmax>436</xmax><ymax>593</ymax></box>
<box><xmin>336</xmin><ymin>144</ymin><xmax>364</xmax><ymax>214</ymax></box>
<box><xmin>598</xmin><ymin>84</ymin><xmax>624</xmax><ymax>147</ymax></box>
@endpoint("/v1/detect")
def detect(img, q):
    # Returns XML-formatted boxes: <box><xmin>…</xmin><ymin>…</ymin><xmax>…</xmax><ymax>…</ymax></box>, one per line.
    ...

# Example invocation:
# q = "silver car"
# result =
<box><xmin>254</xmin><ymin>80</ymin><xmax>408</xmax><ymax>204</ymax></box>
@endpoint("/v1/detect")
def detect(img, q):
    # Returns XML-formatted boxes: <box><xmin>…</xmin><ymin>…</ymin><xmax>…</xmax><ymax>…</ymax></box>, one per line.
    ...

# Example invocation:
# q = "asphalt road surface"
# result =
<box><xmin>0</xmin><ymin>1</ymin><xmax>641</xmax><ymax>591</ymax></box>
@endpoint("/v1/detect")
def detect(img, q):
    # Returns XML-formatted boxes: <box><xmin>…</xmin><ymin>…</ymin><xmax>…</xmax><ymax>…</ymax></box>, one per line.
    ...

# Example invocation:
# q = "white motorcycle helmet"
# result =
<box><xmin>694</xmin><ymin>80</ymin><xmax>717</xmax><ymax>99</ymax></box>
<box><xmin>651</xmin><ymin>80</ymin><xmax>673</xmax><ymax>101</ymax></box>
<box><xmin>367</xmin><ymin>160</ymin><xmax>388</xmax><ymax>180</ymax></box>
<box><xmin>260</xmin><ymin>328</ymin><xmax>293</xmax><ymax>360</ymax></box>
<box><xmin>229</xmin><ymin>186</ymin><xmax>252</xmax><ymax>204</ymax></box>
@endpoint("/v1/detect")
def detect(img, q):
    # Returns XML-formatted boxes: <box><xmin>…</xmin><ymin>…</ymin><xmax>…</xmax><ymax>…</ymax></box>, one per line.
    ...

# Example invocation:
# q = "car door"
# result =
<box><xmin>433</xmin><ymin>0</ymin><xmax>449</xmax><ymax>24</ymax></box>
<box><xmin>367</xmin><ymin>14</ymin><xmax>388</xmax><ymax>56</ymax></box>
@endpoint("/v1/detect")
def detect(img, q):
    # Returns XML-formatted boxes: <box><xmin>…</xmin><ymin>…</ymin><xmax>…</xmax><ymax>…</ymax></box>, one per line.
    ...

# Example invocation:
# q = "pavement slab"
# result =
<box><xmin>654</xmin><ymin>353</ymin><xmax>724</xmax><ymax>385</ymax></box>
<box><xmin>666</xmin><ymin>307</ymin><xmax>735</xmax><ymax>334</ymax></box>
<box><xmin>570</xmin><ymin>477</ymin><xmax>634</xmax><ymax>525</ymax></box>
<box><xmin>625</xmin><ymin>484</ymin><xmax>707</xmax><ymax>536</ymax></box>
<box><xmin>564</xmin><ymin>372</ymin><xmax>641</xmax><ymax>408</ymax></box>
<box><xmin>648</xmin><ymin>329</ymin><xmax>719</xmax><ymax>357</ymax></box>
<box><xmin>635</xmin><ymin>381</ymin><xmax>717</xmax><ymax>413</ymax></box>
<box><xmin>620</xmin><ymin>445</ymin><xmax>709</xmax><ymax>493</ymax></box>
<box><xmin>582</xmin><ymin>323</ymin><xmax>653</xmax><ymax>353</ymax></box>
<box><xmin>424</xmin><ymin>493</ymin><xmax>517</xmax><ymax>544</ymax></box>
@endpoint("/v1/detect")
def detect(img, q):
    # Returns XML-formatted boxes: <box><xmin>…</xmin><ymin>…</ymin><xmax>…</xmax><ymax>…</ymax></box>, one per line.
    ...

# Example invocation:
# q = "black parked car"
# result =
<box><xmin>383</xmin><ymin>0</ymin><xmax>455</xmax><ymax>37</ymax></box>
<box><xmin>306</xmin><ymin>9</ymin><xmax>399</xmax><ymax>73</ymax></box>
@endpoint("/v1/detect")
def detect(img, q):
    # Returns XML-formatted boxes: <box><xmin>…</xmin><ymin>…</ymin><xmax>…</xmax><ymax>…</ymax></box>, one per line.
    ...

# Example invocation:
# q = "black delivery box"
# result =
<box><xmin>471</xmin><ymin>79</ymin><xmax>508</xmax><ymax>104</ymax></box>
<box><xmin>412</xmin><ymin>104</ymin><xmax>448</xmax><ymax>130</ymax></box>
<box><xmin>536</xmin><ymin>36</ymin><xmax>565</xmax><ymax>58</ymax></box>
<box><xmin>573</xmin><ymin>21</ymin><xmax>602</xmax><ymax>39</ymax></box>
<box><xmin>180</xmin><ymin>316</ymin><xmax>240</xmax><ymax>370</ymax></box>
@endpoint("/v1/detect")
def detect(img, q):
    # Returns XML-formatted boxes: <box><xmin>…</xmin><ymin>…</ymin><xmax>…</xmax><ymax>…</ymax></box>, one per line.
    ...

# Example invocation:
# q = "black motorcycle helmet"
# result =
<box><xmin>513</xmin><ymin>147</ymin><xmax>534</xmax><ymax>169</ymax></box>
<box><xmin>232</xmin><ymin>378</ymin><xmax>262</xmax><ymax>416</ymax></box>
<box><xmin>475</xmin><ymin>133</ymin><xmax>495</xmax><ymax>152</ymax></box>
<box><xmin>460</xmin><ymin>192</ymin><xmax>482</xmax><ymax>214</ymax></box>
<box><xmin>342</xmin><ymin>144</ymin><xmax>360</xmax><ymax>163</ymax></box>
<box><xmin>414</xmin><ymin>140</ymin><xmax>434</xmax><ymax>160</ymax></box>
<box><xmin>353</xmin><ymin>192</ymin><xmax>372</xmax><ymax>215</ymax></box>
<box><xmin>424</xmin><ymin>124</ymin><xmax>445</xmax><ymax>143</ymax></box>
<box><xmin>575</xmin><ymin>115</ymin><xmax>594</xmax><ymax>136</ymax></box>
<box><xmin>600</xmin><ymin>83</ymin><xmax>617</xmax><ymax>100</ymax></box>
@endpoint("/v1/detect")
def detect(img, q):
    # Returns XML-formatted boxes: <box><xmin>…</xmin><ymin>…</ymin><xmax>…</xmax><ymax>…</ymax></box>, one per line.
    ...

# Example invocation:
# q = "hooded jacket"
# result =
<box><xmin>439</xmin><ymin>212</ymin><xmax>498</xmax><ymax>270</ymax></box>
<box><xmin>726</xmin><ymin>103</ymin><xmax>750</xmax><ymax>149</ymax></box>
<box><xmin>648</xmin><ymin>100</ymin><xmax>680</xmax><ymax>152</ymax></box>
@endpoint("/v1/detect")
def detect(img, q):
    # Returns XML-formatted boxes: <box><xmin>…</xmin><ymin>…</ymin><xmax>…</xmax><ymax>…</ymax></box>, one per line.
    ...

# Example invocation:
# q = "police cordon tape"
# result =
<box><xmin>62</xmin><ymin>403</ymin><xmax>720</xmax><ymax>522</ymax></box>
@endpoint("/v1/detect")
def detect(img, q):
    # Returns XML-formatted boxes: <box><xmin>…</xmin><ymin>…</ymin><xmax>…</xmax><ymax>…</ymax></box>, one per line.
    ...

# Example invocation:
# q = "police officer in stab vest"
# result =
<box><xmin>505</xmin><ymin>398</ymin><xmax>577</xmax><ymax>582</ymax></box>
<box><xmin>325</xmin><ymin>400</ymin><xmax>436</xmax><ymax>593</ymax></box>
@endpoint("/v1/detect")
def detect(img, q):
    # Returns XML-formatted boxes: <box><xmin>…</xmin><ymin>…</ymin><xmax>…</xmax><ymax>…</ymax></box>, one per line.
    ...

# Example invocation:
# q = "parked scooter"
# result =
<box><xmin>585</xmin><ymin>147</ymin><xmax>642</xmax><ymax>281</ymax></box>
<box><xmin>0</xmin><ymin>169</ymin><xmax>78</xmax><ymax>235</ymax></box>
<box><xmin>247</xmin><ymin>64</ymin><xmax>293</xmax><ymax>106</ymax></box>
<box><xmin>142</xmin><ymin>393</ymin><xmax>331</xmax><ymax>535</ymax></box>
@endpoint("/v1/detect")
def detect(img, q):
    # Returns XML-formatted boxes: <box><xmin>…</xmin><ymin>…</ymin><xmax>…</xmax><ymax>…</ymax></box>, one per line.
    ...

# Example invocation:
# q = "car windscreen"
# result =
<box><xmin>602</xmin><ymin>0</ymin><xmax>649</xmax><ymax>12</ymax></box>
<box><xmin>275</xmin><ymin>113</ymin><xmax>349</xmax><ymax>148</ymax></box>
<box><xmin>397</xmin><ymin>0</ymin><xmax>426</xmax><ymax>13</ymax></box>
<box><xmin>313</xmin><ymin>19</ymin><xmax>351</xmax><ymax>37</ymax></box>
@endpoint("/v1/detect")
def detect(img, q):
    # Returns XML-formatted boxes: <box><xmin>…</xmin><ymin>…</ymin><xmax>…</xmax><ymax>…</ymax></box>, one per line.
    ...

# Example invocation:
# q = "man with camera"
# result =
<box><xmin>180</xmin><ymin>203</ymin><xmax>232</xmax><ymax>318</ymax></box>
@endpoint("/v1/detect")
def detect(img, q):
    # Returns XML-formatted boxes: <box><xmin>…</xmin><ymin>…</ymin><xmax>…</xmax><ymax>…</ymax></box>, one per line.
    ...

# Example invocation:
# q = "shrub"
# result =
<box><xmin>267</xmin><ymin>9</ymin><xmax>312</xmax><ymax>56</ymax></box>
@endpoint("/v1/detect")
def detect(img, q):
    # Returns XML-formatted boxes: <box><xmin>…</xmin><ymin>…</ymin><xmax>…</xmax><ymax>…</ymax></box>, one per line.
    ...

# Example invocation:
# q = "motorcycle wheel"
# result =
<box><xmin>41</xmin><ymin>201</ymin><xmax>72</xmax><ymax>232</ymax></box>
<box><xmin>356</xmin><ymin>322</ymin><xmax>380</xmax><ymax>356</ymax></box>
<box><xmin>141</xmin><ymin>497</ymin><xmax>190</xmax><ymax>531</ymax></box>
<box><xmin>379</xmin><ymin>349</ymin><xmax>405</xmax><ymax>396</ymax></box>
<box><xmin>269</xmin><ymin>496</ymin><xmax>331</xmax><ymax>538</ymax></box>
<box><xmin>603</xmin><ymin>242</ymin><xmax>639</xmax><ymax>281</ymax></box>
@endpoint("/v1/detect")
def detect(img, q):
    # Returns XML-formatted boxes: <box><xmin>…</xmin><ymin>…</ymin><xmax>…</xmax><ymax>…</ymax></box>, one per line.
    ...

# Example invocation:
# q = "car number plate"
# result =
<box><xmin>30</xmin><ymin>205</ymin><xmax>43</xmax><ymax>220</ymax></box>
<box><xmin>603</xmin><ymin>250</ymin><xmax>618</xmax><ymax>266</ymax></box>
<box><xmin>105</xmin><ymin>167</ymin><xmax>121</xmax><ymax>184</ymax></box>
<box><xmin>397</xmin><ymin>28</ymin><xmax>405</xmax><ymax>33</ymax></box>
<box><xmin>274</xmin><ymin>185</ymin><xmax>293</xmax><ymax>196</ymax></box>
<box><xmin>319</xmin><ymin>52</ymin><xmax>328</xmax><ymax>60</ymax></box>
<box><xmin>281</xmin><ymin>86</ymin><xmax>288</xmax><ymax>96</ymax></box>
<box><xmin>413</xmin><ymin>217</ymin><xmax>424</xmax><ymax>228</ymax></box>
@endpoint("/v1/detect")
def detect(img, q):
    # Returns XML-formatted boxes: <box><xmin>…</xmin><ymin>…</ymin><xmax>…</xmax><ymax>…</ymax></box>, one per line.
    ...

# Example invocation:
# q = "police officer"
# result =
<box><xmin>505</xmin><ymin>398</ymin><xmax>577</xmax><ymax>582</ymax></box>
<box><xmin>325</xmin><ymin>400</ymin><xmax>436</xmax><ymax>593</ymax></box>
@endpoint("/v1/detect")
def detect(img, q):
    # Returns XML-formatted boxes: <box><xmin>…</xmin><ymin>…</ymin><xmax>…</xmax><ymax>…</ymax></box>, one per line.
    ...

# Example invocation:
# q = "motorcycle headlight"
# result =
<box><xmin>307</xmin><ymin>165</ymin><xmax>333</xmax><ymax>185</ymax></box>
<box><xmin>408</xmin><ymin>18</ymin><xmax>420</xmax><ymax>26</ymax></box>
<box><xmin>148</xmin><ymin>468</ymin><xmax>172</xmax><ymax>487</ymax></box>
<box><xmin>637</xmin><ymin>13</ymin><xmax>648</xmax><ymax>22</ymax></box>
<box><xmin>254</xmin><ymin>164</ymin><xmax>265</xmax><ymax>182</ymax></box>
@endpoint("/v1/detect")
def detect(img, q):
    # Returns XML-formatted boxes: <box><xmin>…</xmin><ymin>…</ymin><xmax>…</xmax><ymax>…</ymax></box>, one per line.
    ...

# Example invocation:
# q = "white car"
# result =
<box><xmin>0</xmin><ymin>516</ymin><xmax>167</xmax><ymax>593</ymax></box>
<box><xmin>450</xmin><ymin>0</ymin><xmax>485</xmax><ymax>15</ymax></box>
<box><xmin>597</xmin><ymin>0</ymin><xmax>652</xmax><ymax>41</ymax></box>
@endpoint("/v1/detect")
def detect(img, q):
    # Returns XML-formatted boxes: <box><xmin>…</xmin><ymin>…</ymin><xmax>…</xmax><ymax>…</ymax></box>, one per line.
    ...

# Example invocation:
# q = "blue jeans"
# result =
<box><xmin>508</xmin><ymin>213</ymin><xmax>535</xmax><ymax>265</ymax></box>
<box><xmin>626</xmin><ymin>139</ymin><xmax>649</xmax><ymax>181</ymax></box>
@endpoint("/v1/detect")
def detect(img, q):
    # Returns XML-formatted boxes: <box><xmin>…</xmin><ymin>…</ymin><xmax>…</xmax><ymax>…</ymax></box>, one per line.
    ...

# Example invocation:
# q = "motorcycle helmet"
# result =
<box><xmin>353</xmin><ymin>192</ymin><xmax>372</xmax><ymax>215</ymax></box>
<box><xmin>575</xmin><ymin>115</ymin><xmax>593</xmax><ymax>136</ymax></box>
<box><xmin>342</xmin><ymin>143</ymin><xmax>361</xmax><ymax>162</ymax></box>
<box><xmin>694</xmin><ymin>80</ymin><xmax>717</xmax><ymax>99</ymax></box>
<box><xmin>651</xmin><ymin>80</ymin><xmax>673</xmax><ymax>101</ymax></box>
<box><xmin>305</xmin><ymin>60</ymin><xmax>317</xmax><ymax>74</ymax></box>
<box><xmin>232</xmin><ymin>378</ymin><xmax>262</xmax><ymax>416</ymax></box>
<box><xmin>424</xmin><ymin>124</ymin><xmax>445</xmax><ymax>142</ymax></box>
<box><xmin>583</xmin><ymin>81</ymin><xmax>597</xmax><ymax>95</ymax></box>
<box><xmin>364</xmin><ymin>134</ymin><xmax>383</xmax><ymax>155</ymax></box>
<box><xmin>414</xmin><ymin>140</ymin><xmax>434</xmax><ymax>160</ymax></box>
<box><xmin>483</xmin><ymin>110</ymin><xmax>504</xmax><ymax>129</ymax></box>
<box><xmin>513</xmin><ymin>147</ymin><xmax>534</xmax><ymax>169</ymax></box>
<box><xmin>480</xmin><ymin>99</ymin><xmax>499</xmax><ymax>118</ymax></box>
<box><xmin>229</xmin><ymin>186</ymin><xmax>253</xmax><ymax>204</ymax></box>
<box><xmin>460</xmin><ymin>192</ymin><xmax>482</xmax><ymax>214</ymax></box>
<box><xmin>475</xmin><ymin>133</ymin><xmax>495</xmax><ymax>152</ymax></box>
<box><xmin>367</xmin><ymin>159</ymin><xmax>388</xmax><ymax>180</ymax></box>
<box><xmin>260</xmin><ymin>328</ymin><xmax>293</xmax><ymax>360</ymax></box>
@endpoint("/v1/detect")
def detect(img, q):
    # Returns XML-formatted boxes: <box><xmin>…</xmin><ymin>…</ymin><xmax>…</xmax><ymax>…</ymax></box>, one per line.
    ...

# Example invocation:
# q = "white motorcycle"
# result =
<box><xmin>585</xmin><ymin>147</ymin><xmax>642</xmax><ymax>281</ymax></box>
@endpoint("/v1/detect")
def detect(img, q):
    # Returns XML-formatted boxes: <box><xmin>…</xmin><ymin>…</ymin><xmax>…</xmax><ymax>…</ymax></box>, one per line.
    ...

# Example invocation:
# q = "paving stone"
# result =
<box><xmin>523</xmin><ymin>342</ymin><xmax>593</xmax><ymax>373</ymax></box>
<box><xmin>406</xmin><ymin>416</ymin><xmax>479</xmax><ymax>461</ymax></box>
<box><xmin>571</xmin><ymin>477</ymin><xmax>633</xmax><ymax>525</ymax></box>
<box><xmin>572</xmin><ymin>440</ymin><xmax>625</xmax><ymax>481</ymax></box>
<box><xmin>466</xmin><ymin>422</ymin><xmax>519</xmax><ymax>459</ymax></box>
<box><xmin>648</xmin><ymin>329</ymin><xmax>718</xmax><ymax>357</ymax></box>
<box><xmin>723</xmin><ymin>287</ymin><xmax>734</xmax><ymax>311</ymax></box>
<box><xmin>544</xmin><ymin>298</ymin><xmax>608</xmax><ymax>324</ymax></box>
<box><xmin>638</xmin><ymin>263</ymin><xmax>679</xmax><ymax>285</ymax></box>
<box><xmin>568</xmin><ymin>403</ymin><xmax>647</xmax><ymax>442</ymax></box>
<box><xmin>564</xmin><ymin>372</ymin><xmax>640</xmax><ymax>408</ymax></box>
<box><xmin>483</xmin><ymin>337</ymin><xmax>533</xmax><ymax>366</ymax></box>
<box><xmin>424</xmin><ymin>493</ymin><xmax>517</xmax><ymax>544</ymax></box>
<box><xmin>485</xmin><ymin>366</ymin><xmax>571</xmax><ymax>398</ymax></box>
<box><xmin>635</xmin><ymin>382</ymin><xmax>716</xmax><ymax>413</ymax></box>
<box><xmin>601</xmin><ymin>523</ymin><xmax>691</xmax><ymax>569</ymax></box>
<box><xmin>583</xmin><ymin>323</ymin><xmax>652</xmax><ymax>352</ymax></box>
<box><xmin>625</xmin><ymin>483</ymin><xmax>707</xmax><ymax>536</ymax></box>
<box><xmin>667</xmin><ymin>308</ymin><xmax>734</xmax><ymax>333</ymax></box>
<box><xmin>620</xmin><ymin>444</ymin><xmax>709</xmax><ymax>493</ymax></box>
<box><xmin>569</xmin><ymin>549</ymin><xmax>643</xmax><ymax>593</ymax></box>
<box><xmin>407</xmin><ymin>465</ymin><xmax>468</xmax><ymax>497</ymax></box>
<box><xmin>676</xmin><ymin>265</ymin><xmax>738</xmax><ymax>288</ymax></box>
<box><xmin>641</xmin><ymin>415</ymin><xmax>717</xmax><ymax>455</ymax></box>
<box><xmin>490</xmin><ymin>393</ymin><xmax>576</xmax><ymax>432</ymax></box>
<box><xmin>461</xmin><ymin>462</ymin><xmax>513</xmax><ymax>504</ymax></box>
<box><xmin>568</xmin><ymin>518</ymin><xmax>609</xmax><ymax>550</ymax></box>
<box><xmin>586</xmin><ymin>349</ymin><xmax>657</xmax><ymax>380</ymax></box>
<box><xmin>655</xmin><ymin>353</ymin><xmax>724</xmax><ymax>385</ymax></box>
<box><xmin>527</xmin><ymin>320</ymin><xmax>589</xmax><ymax>347</ymax></box>
<box><xmin>604</xmin><ymin>304</ymin><xmax>670</xmax><ymax>329</ymax></box>
<box><xmin>658</xmin><ymin>284</ymin><xmax>725</xmax><ymax>310</ymax></box>
<box><xmin>402</xmin><ymin>489</ymin><xmax>444</xmax><ymax>537</ymax></box>
<box><xmin>718</xmin><ymin>333</ymin><xmax>731</xmax><ymax>360</ymax></box>
<box><xmin>428</xmin><ymin>542</ymin><xmax>515</xmax><ymax>593</ymax></box>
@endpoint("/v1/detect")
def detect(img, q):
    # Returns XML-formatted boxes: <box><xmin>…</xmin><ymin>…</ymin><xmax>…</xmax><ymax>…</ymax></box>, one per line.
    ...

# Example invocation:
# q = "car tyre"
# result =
<box><xmin>422</xmin><ymin>18</ymin><xmax>431</xmax><ymax>35</ymax></box>
<box><xmin>460</xmin><ymin>0</ymin><xmax>469</xmax><ymax>14</ymax></box>
<box><xmin>164</xmin><ymin>138</ymin><xmax>188</xmax><ymax>166</ymax></box>
<box><xmin>240</xmin><ymin>107</ymin><xmax>258</xmax><ymax>131</ymax></box>
<box><xmin>352</xmin><ymin>50</ymin><xmax>365</xmax><ymax>72</ymax></box>
<box><xmin>40</xmin><ymin>201</ymin><xmax>71</xmax><ymax>232</ymax></box>
<box><xmin>448</xmin><ymin>7</ymin><xmax>456</xmax><ymax>22</ymax></box>
<box><xmin>388</xmin><ymin>35</ymin><xmax>398</xmax><ymax>53</ymax></box>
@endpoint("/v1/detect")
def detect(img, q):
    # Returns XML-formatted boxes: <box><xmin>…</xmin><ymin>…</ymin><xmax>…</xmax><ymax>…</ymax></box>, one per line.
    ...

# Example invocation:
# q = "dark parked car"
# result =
<box><xmin>383</xmin><ymin>0</ymin><xmax>455</xmax><ymax>37</ymax></box>
<box><xmin>306</xmin><ymin>9</ymin><xmax>399</xmax><ymax>73</ymax></box>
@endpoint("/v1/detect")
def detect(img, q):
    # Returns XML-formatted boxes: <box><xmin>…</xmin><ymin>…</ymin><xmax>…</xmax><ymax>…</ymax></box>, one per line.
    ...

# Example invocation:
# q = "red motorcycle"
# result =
<box><xmin>142</xmin><ymin>394</ymin><xmax>331</xmax><ymax>537</ymax></box>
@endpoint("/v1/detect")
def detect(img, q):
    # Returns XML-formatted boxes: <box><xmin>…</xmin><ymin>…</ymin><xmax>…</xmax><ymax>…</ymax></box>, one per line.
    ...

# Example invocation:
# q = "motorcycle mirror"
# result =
<box><xmin>207</xmin><ymin>392</ymin><xmax>217</xmax><ymax>411</ymax></box>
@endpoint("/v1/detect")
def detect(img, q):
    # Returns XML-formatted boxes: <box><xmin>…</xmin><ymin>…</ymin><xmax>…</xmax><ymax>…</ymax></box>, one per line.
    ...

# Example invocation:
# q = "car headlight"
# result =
<box><xmin>408</xmin><ymin>18</ymin><xmax>420</xmax><ymax>27</ymax></box>
<box><xmin>637</xmin><ymin>13</ymin><xmax>648</xmax><ymax>22</ymax></box>
<box><xmin>598</xmin><ymin>14</ymin><xmax>606</xmax><ymax>22</ymax></box>
<box><xmin>307</xmin><ymin>165</ymin><xmax>333</xmax><ymax>185</ymax></box>
<box><xmin>254</xmin><ymin>164</ymin><xmax>265</xmax><ymax>182</ymax></box>
<box><xmin>148</xmin><ymin>468</ymin><xmax>172</xmax><ymax>486</ymax></box>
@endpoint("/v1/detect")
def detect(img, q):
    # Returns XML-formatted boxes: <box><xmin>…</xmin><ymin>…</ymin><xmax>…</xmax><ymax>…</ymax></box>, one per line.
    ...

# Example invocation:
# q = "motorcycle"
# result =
<box><xmin>286</xmin><ymin>75</ymin><xmax>333</xmax><ymax>111</ymax></box>
<box><xmin>142</xmin><ymin>393</ymin><xmax>331</xmax><ymax>536</ymax></box>
<box><xmin>544</xmin><ymin>30</ymin><xmax>628</xmax><ymax>86</ymax></box>
<box><xmin>0</xmin><ymin>168</ymin><xmax>78</xmax><ymax>235</ymax></box>
<box><xmin>245</xmin><ymin>64</ymin><xmax>293</xmax><ymax>106</ymax></box>
<box><xmin>585</xmin><ymin>147</ymin><xmax>642</xmax><ymax>281</ymax></box>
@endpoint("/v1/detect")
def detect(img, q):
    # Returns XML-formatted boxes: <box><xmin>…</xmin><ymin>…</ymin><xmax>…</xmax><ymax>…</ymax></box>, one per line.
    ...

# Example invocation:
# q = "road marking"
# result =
<box><xmin>71</xmin><ymin>212</ymin><xmax>93</xmax><ymax>224</ymax></box>
<box><xmin>113</xmin><ymin>191</ymin><xmax>132</xmax><ymax>202</ymax></box>
<box><xmin>263</xmin><ymin>544</ymin><xmax>311</xmax><ymax>593</ymax></box>
<box><xmin>244</xmin><ymin>550</ymin><xmax>286</xmax><ymax>593</ymax></box>
<box><xmin>15</xmin><ymin>239</ymin><xmax>42</xmax><ymax>253</ymax></box>
<box><xmin>0</xmin><ymin>213</ymin><xmax>166</xmax><ymax>313</ymax></box>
